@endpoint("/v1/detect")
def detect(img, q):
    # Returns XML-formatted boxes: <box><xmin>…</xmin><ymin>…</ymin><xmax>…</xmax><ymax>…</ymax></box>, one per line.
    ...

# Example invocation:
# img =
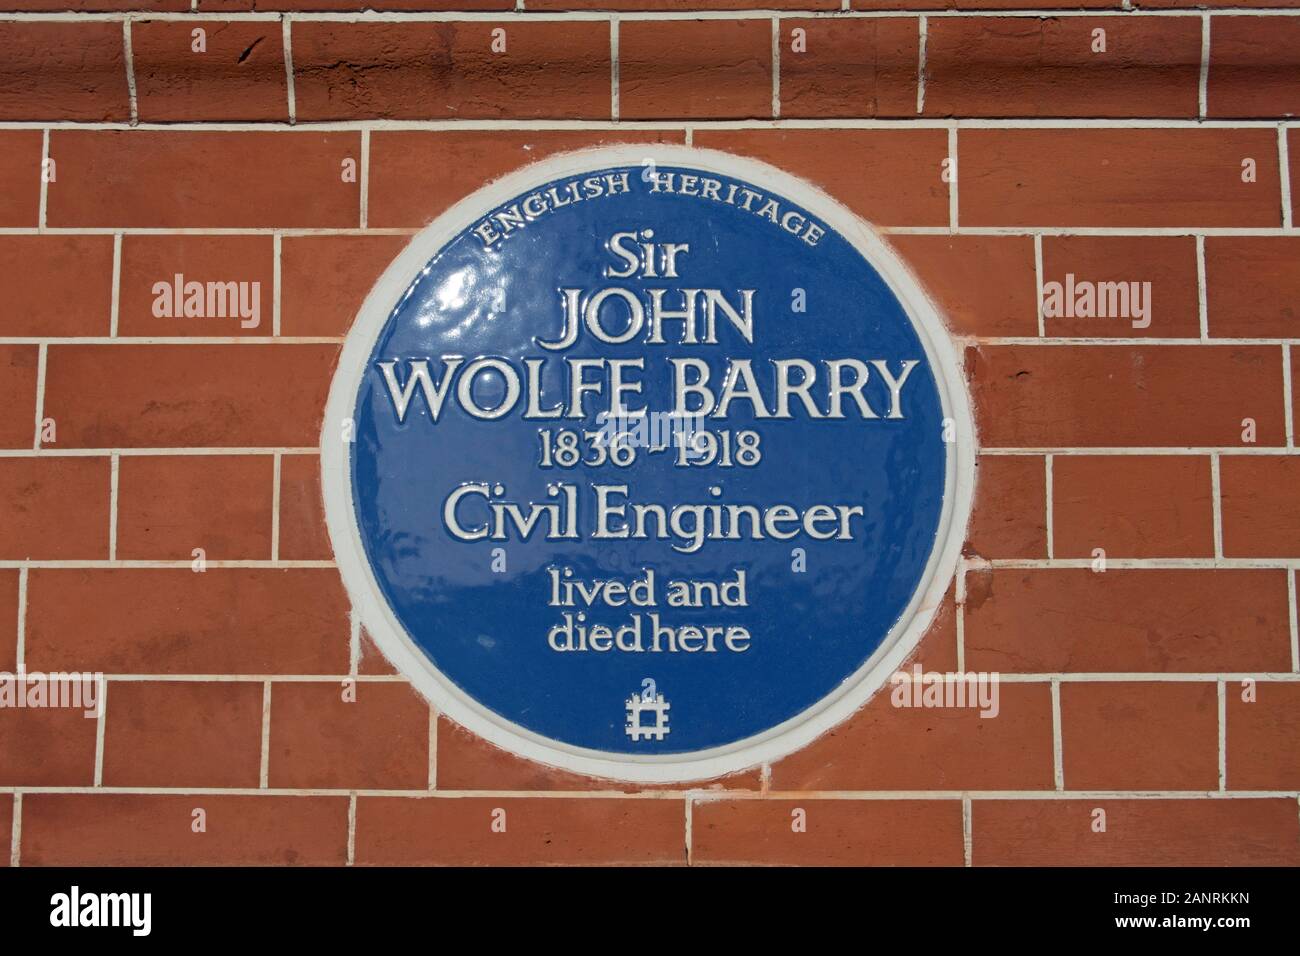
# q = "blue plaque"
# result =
<box><xmin>322</xmin><ymin>146</ymin><xmax>974</xmax><ymax>781</ymax></box>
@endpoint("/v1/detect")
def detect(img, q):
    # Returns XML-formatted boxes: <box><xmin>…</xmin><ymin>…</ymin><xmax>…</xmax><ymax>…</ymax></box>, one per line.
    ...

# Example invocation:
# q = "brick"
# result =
<box><xmin>964</xmin><ymin>568</ymin><xmax>1293</xmax><ymax>674</ymax></box>
<box><xmin>693</xmin><ymin>129</ymin><xmax>949</xmax><ymax>226</ymax></box>
<box><xmin>1041</xmin><ymin>235</ymin><xmax>1200</xmax><ymax>339</ymax></box>
<box><xmin>102</xmin><ymin>680</ymin><xmax>264</xmax><ymax>787</ymax></box>
<box><xmin>3</xmin><ymin>0</ymin><xmax>186</xmax><ymax>8</ymax></box>
<box><xmin>118</xmin><ymin>235</ymin><xmax>275</xmax><ymax>337</ymax></box>
<box><xmin>280</xmin><ymin>234</ymin><xmax>408</xmax><ymax>337</ymax></box>
<box><xmin>968</xmin><ymin>345</ymin><xmax>1286</xmax><ymax>447</ymax></box>
<box><xmin>0</xmin><ymin>22</ymin><xmax>129</xmax><ymax>121</ymax></box>
<box><xmin>47</xmin><ymin>131</ymin><xmax>361</xmax><ymax>228</ymax></box>
<box><xmin>1206</xmin><ymin>237</ymin><xmax>1300</xmax><ymax>338</ymax></box>
<box><xmin>1293</xmin><ymin>131</ymin><xmax>1300</xmax><ymax>225</ymax></box>
<box><xmin>1052</xmin><ymin>455</ymin><xmax>1214</xmax><ymax>558</ymax></box>
<box><xmin>1226</xmin><ymin>680</ymin><xmax>1300</xmax><ymax>790</ymax></box>
<box><xmin>367</xmin><ymin>130</ymin><xmax>681</xmax><ymax>227</ymax></box>
<box><xmin>1220</xmin><ymin>455</ymin><xmax>1300</xmax><ymax>557</ymax></box>
<box><xmin>0</xmin><ymin>236</ymin><xmax>115</xmax><ymax>337</ymax></box>
<box><xmin>25</xmin><ymin>568</ymin><xmax>350</xmax><ymax>674</ymax></box>
<box><xmin>907</xmin><ymin>583</ymin><xmax>960</xmax><ymax>674</ymax></box>
<box><xmin>888</xmin><ymin>235</ymin><xmax>1036</xmax><ymax>337</ymax></box>
<box><xmin>358</xmin><ymin>628</ymin><xmax>398</xmax><ymax>676</ymax></box>
<box><xmin>269</xmin><ymin>681</ymin><xmax>429</xmax><ymax>790</ymax></box>
<box><xmin>0</xmin><ymin>346</ymin><xmax>37</xmax><ymax>448</ymax></box>
<box><xmin>693</xmin><ymin>799</ymin><xmax>964</xmax><ymax>866</ymax></box>
<box><xmin>0</xmin><ymin>570</ymin><xmax>16</xmax><ymax>672</ymax></box>
<box><xmin>436</xmin><ymin>715</ymin><xmax>762</xmax><ymax>792</ymax></box>
<box><xmin>279</xmin><ymin>453</ymin><xmax>332</xmax><ymax>561</ymax></box>
<box><xmin>355</xmin><ymin>796</ymin><xmax>684</xmax><ymax>865</ymax></box>
<box><xmin>1061</xmin><ymin>681</ymin><xmax>1218</xmax><ymax>790</ymax></box>
<box><xmin>21</xmin><ymin>794</ymin><xmax>349</xmax><ymax>865</ymax></box>
<box><xmin>116</xmin><ymin>454</ymin><xmax>274</xmax><ymax>560</ymax></box>
<box><xmin>778</xmin><ymin>18</ymin><xmax>917</xmax><ymax>119</ymax></box>
<box><xmin>0</xmin><ymin>131</ymin><xmax>41</xmax><ymax>227</ymax></box>
<box><xmin>533</xmin><ymin>0</ymin><xmax>837</xmax><ymax>8</ymax></box>
<box><xmin>0</xmin><ymin>457</ymin><xmax>110</xmax><ymax>560</ymax></box>
<box><xmin>859</xmin><ymin>0</ymin><xmax>1120</xmax><ymax>7</ymax></box>
<box><xmin>132</xmin><ymin>20</ymin><xmax>288</xmax><ymax>122</ymax></box>
<box><xmin>771</xmin><ymin>683</ymin><xmax>1053</xmax><ymax>791</ymax></box>
<box><xmin>972</xmin><ymin>798</ymin><xmax>1300</xmax><ymax>866</ymax></box>
<box><xmin>619</xmin><ymin>20</ymin><xmax>771</xmax><ymax>120</ymax></box>
<box><xmin>0</xmin><ymin>704</ymin><xmax>98</xmax><ymax>786</ymax></box>
<box><xmin>965</xmin><ymin>454</ymin><xmax>1047</xmax><ymax>558</ymax></box>
<box><xmin>201</xmin><ymin>0</ymin><xmax>512</xmax><ymax>8</ymax></box>
<box><xmin>0</xmin><ymin>796</ymin><xmax>9</xmax><ymax>866</ymax></box>
<box><xmin>293</xmin><ymin>21</ymin><xmax>611</xmax><ymax>121</ymax></box>
<box><xmin>43</xmin><ymin>344</ymin><xmax>339</xmax><ymax>448</ymax></box>
<box><xmin>1208</xmin><ymin>16</ymin><xmax>1300</xmax><ymax>118</ymax></box>
<box><xmin>925</xmin><ymin>17</ymin><xmax>1200</xmax><ymax>118</ymax></box>
<box><xmin>959</xmin><ymin>129</ymin><xmax>1281</xmax><ymax>227</ymax></box>
<box><xmin>1143</xmin><ymin>0</ymin><xmax>1300</xmax><ymax>6</ymax></box>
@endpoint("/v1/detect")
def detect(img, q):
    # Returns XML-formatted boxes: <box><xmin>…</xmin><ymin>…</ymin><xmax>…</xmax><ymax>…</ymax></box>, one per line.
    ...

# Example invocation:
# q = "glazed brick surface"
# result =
<box><xmin>0</xmin><ymin>2</ymin><xmax>1298</xmax><ymax>869</ymax></box>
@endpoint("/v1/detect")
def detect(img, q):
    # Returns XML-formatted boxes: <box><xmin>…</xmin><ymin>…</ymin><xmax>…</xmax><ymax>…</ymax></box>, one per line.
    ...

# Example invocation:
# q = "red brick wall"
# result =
<box><xmin>2</xmin><ymin>1</ymin><xmax>1299</xmax><ymax>867</ymax></box>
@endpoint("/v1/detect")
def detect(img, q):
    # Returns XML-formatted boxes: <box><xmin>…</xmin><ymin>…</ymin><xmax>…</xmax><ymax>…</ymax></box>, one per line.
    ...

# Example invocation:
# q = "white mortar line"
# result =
<box><xmin>37</xmin><ymin>129</ymin><xmax>48</xmax><ymax>231</ymax></box>
<box><xmin>15</xmin><ymin>444</ymin><xmax>1295</xmax><ymax>457</ymax></box>
<box><xmin>0</xmin><ymin>336</ymin><xmax>342</xmax><ymax>345</ymax></box>
<box><xmin>1217</xmin><ymin>679</ymin><xmax>1227</xmax><ymax>791</ymax></box>
<box><xmin>1</xmin><ymin>786</ymin><xmax>1297</xmax><ymax>800</ymax></box>
<box><xmin>8</xmin><ymin>793</ymin><xmax>20</xmax><ymax>867</ymax></box>
<box><xmin>359</xmin><ymin>128</ymin><xmax>370</xmax><ymax>229</ymax></box>
<box><xmin>2</xmin><ymin>225</ymin><xmax>1283</xmax><ymax>240</ymax></box>
<box><xmin>1211</xmin><ymin>453</ymin><xmax>1224</xmax><ymax>559</ymax></box>
<box><xmin>1051</xmin><ymin>679</ymin><xmax>1064</xmax><ymax>790</ymax></box>
<box><xmin>93</xmin><ymin>682</ymin><xmax>108</xmax><ymax>786</ymax></box>
<box><xmin>684</xmin><ymin>796</ymin><xmax>693</xmax><ymax>865</ymax></box>
<box><xmin>770</xmin><ymin>17</ymin><xmax>780</xmax><ymax>120</ymax></box>
<box><xmin>122</xmin><ymin>19</ymin><xmax>138</xmax><ymax>127</ymax></box>
<box><xmin>1283</xmin><ymin>344</ymin><xmax>1295</xmax><ymax>448</ymax></box>
<box><xmin>954</xmin><ymin>562</ymin><xmax>966</xmax><ymax>673</ymax></box>
<box><xmin>346</xmin><ymin>792</ymin><xmax>357</xmax><ymax>865</ymax></box>
<box><xmin>915</xmin><ymin>16</ymin><xmax>927</xmax><ymax>116</ymax></box>
<box><xmin>260</xmin><ymin>680</ymin><xmax>272</xmax><ymax>788</ymax></box>
<box><xmin>610</xmin><ymin>19</ymin><xmax>619</xmax><ymax>122</ymax></box>
<box><xmin>0</xmin><ymin>447</ymin><xmax>320</xmax><ymax>457</ymax></box>
<box><xmin>1033</xmin><ymin>235</ymin><xmax>1045</xmax><ymax>337</ymax></box>
<box><xmin>1045</xmin><ymin>454</ymin><xmax>1055</xmax><ymax>559</ymax></box>
<box><xmin>1197</xmin><ymin>234</ymin><xmax>1209</xmax><ymax>339</ymax></box>
<box><xmin>1198</xmin><ymin>13</ymin><xmax>1210</xmax><ymax>120</ymax></box>
<box><xmin>427</xmin><ymin>707</ymin><xmax>438</xmax><ymax>790</ymax></box>
<box><xmin>1281</xmin><ymin>126</ymin><xmax>1294</xmax><ymax>229</ymax></box>
<box><xmin>271</xmin><ymin>233</ymin><xmax>283</xmax><ymax>337</ymax></box>
<box><xmin>109</xmin><ymin>234</ymin><xmax>122</xmax><ymax>337</ymax></box>
<box><xmin>0</xmin><ymin>227</ymin><xmax>418</xmax><ymax>236</ymax></box>
<box><xmin>109</xmin><ymin>454</ymin><xmax>119</xmax><ymax>562</ymax></box>
<box><xmin>3</xmin><ymin>117</ymin><xmax>1300</xmax><ymax>131</ymax></box>
<box><xmin>984</xmin><ymin>557</ymin><xmax>1299</xmax><ymax>569</ymax></box>
<box><xmin>14</xmin><ymin>567</ymin><xmax>26</xmax><ymax>672</ymax></box>
<box><xmin>0</xmin><ymin>9</ymin><xmax>1290</xmax><ymax>20</ymax></box>
<box><xmin>0</xmin><ymin>560</ymin><xmax>335</xmax><ymax>569</ymax></box>
<box><xmin>45</xmin><ymin>670</ymin><xmax>1300</xmax><ymax>683</ymax></box>
<box><xmin>961</xmin><ymin>793</ymin><xmax>971</xmax><ymax>866</ymax></box>
<box><xmin>31</xmin><ymin>343</ymin><xmax>46</xmax><ymax>452</ymax></box>
<box><xmin>947</xmin><ymin>127</ymin><xmax>958</xmax><ymax>228</ymax></box>
<box><xmin>1290</xmin><ymin>570</ymin><xmax>1299</xmax><ymax>672</ymax></box>
<box><xmin>282</xmin><ymin>16</ymin><xmax>296</xmax><ymax>126</ymax></box>
<box><xmin>270</xmin><ymin>452</ymin><xmax>282</xmax><ymax>562</ymax></box>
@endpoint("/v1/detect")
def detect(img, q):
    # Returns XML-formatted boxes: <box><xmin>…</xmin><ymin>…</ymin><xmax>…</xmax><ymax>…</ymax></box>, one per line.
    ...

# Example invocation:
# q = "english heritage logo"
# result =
<box><xmin>321</xmin><ymin>146</ymin><xmax>974</xmax><ymax>782</ymax></box>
